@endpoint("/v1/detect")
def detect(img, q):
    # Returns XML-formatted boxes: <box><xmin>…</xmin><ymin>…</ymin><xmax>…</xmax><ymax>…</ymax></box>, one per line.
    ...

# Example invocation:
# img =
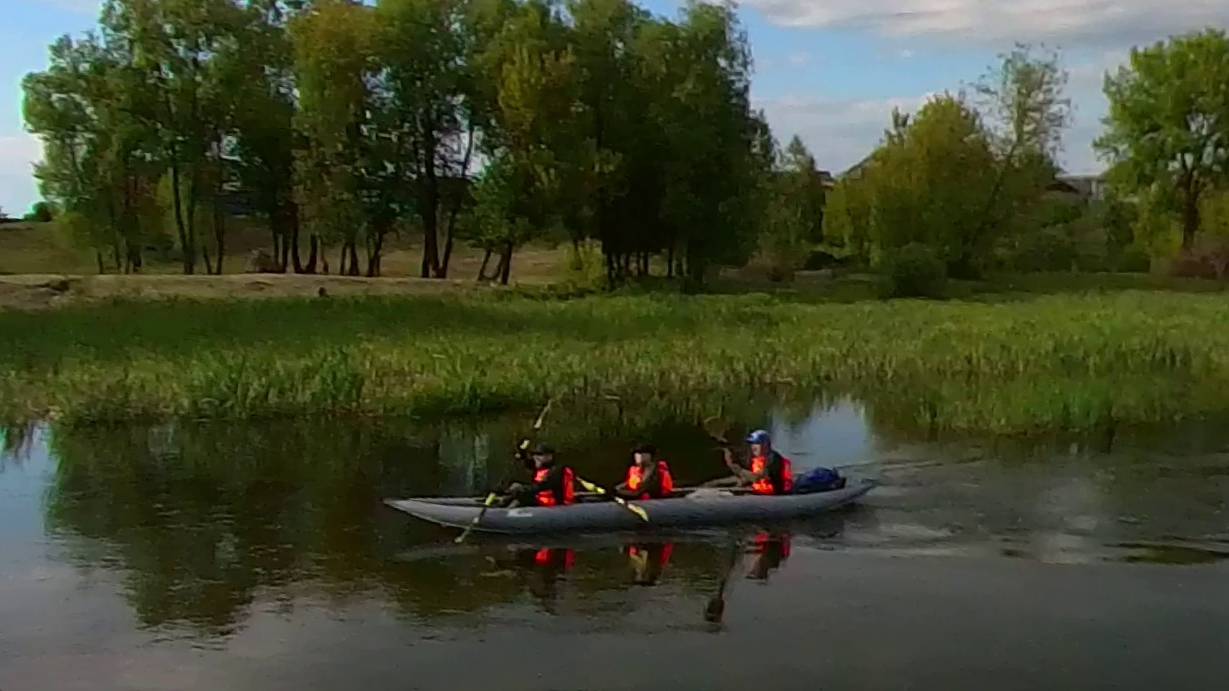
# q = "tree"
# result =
<box><xmin>758</xmin><ymin>136</ymin><xmax>829</xmax><ymax>280</ymax></box>
<box><xmin>24</xmin><ymin>32</ymin><xmax>162</xmax><ymax>273</ymax></box>
<box><xmin>652</xmin><ymin>1</ymin><xmax>762</xmax><ymax>289</ymax></box>
<box><xmin>375</xmin><ymin>0</ymin><xmax>477</xmax><ymax>278</ymax></box>
<box><xmin>974</xmin><ymin>44</ymin><xmax>1071</xmax><ymax>262</ymax></box>
<box><xmin>290</xmin><ymin>0</ymin><xmax>377</xmax><ymax>276</ymax></box>
<box><xmin>1097</xmin><ymin>30</ymin><xmax>1229</xmax><ymax>251</ymax></box>
<box><xmin>829</xmin><ymin>95</ymin><xmax>999</xmax><ymax>275</ymax></box>
<box><xmin>103</xmin><ymin>0</ymin><xmax>248</xmax><ymax>274</ymax></box>
<box><xmin>228</xmin><ymin>0</ymin><xmax>305</xmax><ymax>273</ymax></box>
<box><xmin>24</xmin><ymin>202</ymin><xmax>56</xmax><ymax>223</ymax></box>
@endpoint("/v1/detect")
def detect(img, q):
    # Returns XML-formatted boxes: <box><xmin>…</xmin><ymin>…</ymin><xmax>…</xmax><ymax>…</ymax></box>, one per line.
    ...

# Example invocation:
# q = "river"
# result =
<box><xmin>2</xmin><ymin>400</ymin><xmax>1228</xmax><ymax>690</ymax></box>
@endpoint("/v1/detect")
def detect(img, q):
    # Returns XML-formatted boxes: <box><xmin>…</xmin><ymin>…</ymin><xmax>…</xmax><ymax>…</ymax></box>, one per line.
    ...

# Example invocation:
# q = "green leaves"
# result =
<box><xmin>1097</xmin><ymin>30</ymin><xmax>1229</xmax><ymax>251</ymax></box>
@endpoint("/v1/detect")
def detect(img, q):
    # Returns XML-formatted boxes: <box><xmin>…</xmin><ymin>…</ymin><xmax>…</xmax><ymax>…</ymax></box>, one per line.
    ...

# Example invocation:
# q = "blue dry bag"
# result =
<box><xmin>792</xmin><ymin>466</ymin><xmax>846</xmax><ymax>494</ymax></box>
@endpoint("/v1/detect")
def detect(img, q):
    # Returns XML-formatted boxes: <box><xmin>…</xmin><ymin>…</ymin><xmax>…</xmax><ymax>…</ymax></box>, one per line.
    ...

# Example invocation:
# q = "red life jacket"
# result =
<box><xmin>625</xmin><ymin>461</ymin><xmax>674</xmax><ymax>499</ymax></box>
<box><xmin>534</xmin><ymin>466</ymin><xmax>575</xmax><ymax>507</ymax></box>
<box><xmin>750</xmin><ymin>453</ymin><xmax>793</xmax><ymax>495</ymax></box>
<box><xmin>534</xmin><ymin>547</ymin><xmax>576</xmax><ymax>569</ymax></box>
<box><xmin>627</xmin><ymin>543</ymin><xmax>674</xmax><ymax>566</ymax></box>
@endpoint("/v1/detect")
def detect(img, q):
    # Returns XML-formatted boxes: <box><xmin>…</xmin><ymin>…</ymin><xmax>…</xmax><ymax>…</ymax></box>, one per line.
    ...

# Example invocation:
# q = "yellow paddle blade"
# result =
<box><xmin>625</xmin><ymin>501</ymin><xmax>650</xmax><ymax>522</ymax></box>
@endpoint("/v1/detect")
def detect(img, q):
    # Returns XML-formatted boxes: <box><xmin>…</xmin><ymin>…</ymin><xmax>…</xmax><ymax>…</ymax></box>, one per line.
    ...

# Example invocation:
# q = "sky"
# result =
<box><xmin>3</xmin><ymin>0</ymin><xmax>1229</xmax><ymax>217</ymax></box>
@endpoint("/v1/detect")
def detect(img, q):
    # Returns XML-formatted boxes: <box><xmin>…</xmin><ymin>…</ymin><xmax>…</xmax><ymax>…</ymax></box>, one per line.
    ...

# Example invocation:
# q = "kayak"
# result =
<box><xmin>384</xmin><ymin>479</ymin><xmax>876</xmax><ymax>535</ymax></box>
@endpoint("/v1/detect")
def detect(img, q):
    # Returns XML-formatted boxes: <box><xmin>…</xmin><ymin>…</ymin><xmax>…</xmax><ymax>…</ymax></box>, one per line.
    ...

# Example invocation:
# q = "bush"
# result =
<box><xmin>802</xmin><ymin>250</ymin><xmax>843</xmax><ymax>271</ymax></box>
<box><xmin>882</xmin><ymin>243</ymin><xmax>948</xmax><ymax>298</ymax></box>
<box><xmin>24</xmin><ymin>202</ymin><xmax>54</xmax><ymax>223</ymax></box>
<box><xmin>1007</xmin><ymin>228</ymin><xmax>1077</xmax><ymax>272</ymax></box>
<box><xmin>1113</xmin><ymin>246</ymin><xmax>1151</xmax><ymax>273</ymax></box>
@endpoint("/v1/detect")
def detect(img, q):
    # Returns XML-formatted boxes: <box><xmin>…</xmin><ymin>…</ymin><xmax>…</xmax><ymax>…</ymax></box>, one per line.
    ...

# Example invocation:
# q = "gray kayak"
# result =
<box><xmin>384</xmin><ymin>479</ymin><xmax>876</xmax><ymax>534</ymax></box>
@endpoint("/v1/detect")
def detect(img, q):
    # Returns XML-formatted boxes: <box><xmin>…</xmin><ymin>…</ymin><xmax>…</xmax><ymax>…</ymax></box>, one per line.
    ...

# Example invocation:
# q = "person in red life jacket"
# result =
<box><xmin>505</xmin><ymin>443</ymin><xmax>576</xmax><ymax>508</ymax></box>
<box><xmin>615</xmin><ymin>443</ymin><xmax>675</xmax><ymax>500</ymax></box>
<box><xmin>709</xmin><ymin>429</ymin><xmax>793</xmax><ymax>495</ymax></box>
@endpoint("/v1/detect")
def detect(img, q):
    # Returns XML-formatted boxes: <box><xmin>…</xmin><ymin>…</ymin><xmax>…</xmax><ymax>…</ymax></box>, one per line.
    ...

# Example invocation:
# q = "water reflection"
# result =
<box><xmin>21</xmin><ymin>397</ymin><xmax>1229</xmax><ymax>643</ymax></box>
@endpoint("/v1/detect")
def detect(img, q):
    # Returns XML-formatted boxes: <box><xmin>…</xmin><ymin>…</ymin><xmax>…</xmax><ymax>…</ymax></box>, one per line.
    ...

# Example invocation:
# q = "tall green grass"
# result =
<box><xmin>2</xmin><ymin>291</ymin><xmax>1228</xmax><ymax>431</ymax></box>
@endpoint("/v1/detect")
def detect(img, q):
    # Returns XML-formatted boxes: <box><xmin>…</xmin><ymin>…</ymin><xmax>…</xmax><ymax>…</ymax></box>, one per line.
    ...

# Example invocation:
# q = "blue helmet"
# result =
<box><xmin>745</xmin><ymin>429</ymin><xmax>771</xmax><ymax>445</ymax></box>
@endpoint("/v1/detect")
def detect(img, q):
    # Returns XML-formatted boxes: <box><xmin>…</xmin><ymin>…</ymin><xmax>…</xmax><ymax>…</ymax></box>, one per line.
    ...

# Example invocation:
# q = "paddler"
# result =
<box><xmin>505</xmin><ymin>443</ymin><xmax>577</xmax><ymax>508</ymax></box>
<box><xmin>707</xmin><ymin>429</ymin><xmax>794</xmax><ymax>495</ymax></box>
<box><xmin>616</xmin><ymin>443</ymin><xmax>675</xmax><ymax>500</ymax></box>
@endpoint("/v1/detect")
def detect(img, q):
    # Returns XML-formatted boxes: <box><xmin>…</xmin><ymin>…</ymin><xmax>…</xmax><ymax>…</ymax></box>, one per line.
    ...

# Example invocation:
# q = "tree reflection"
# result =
<box><xmin>42</xmin><ymin>406</ymin><xmax>858</xmax><ymax>636</ymax></box>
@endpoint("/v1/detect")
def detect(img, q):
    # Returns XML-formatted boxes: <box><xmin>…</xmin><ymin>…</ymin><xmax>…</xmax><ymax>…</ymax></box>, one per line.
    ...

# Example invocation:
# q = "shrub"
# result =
<box><xmin>882</xmin><ymin>243</ymin><xmax>948</xmax><ymax>298</ymax></box>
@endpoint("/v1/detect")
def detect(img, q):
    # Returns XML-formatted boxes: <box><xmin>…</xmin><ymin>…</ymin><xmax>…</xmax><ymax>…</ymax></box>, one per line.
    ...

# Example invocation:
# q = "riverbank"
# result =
<box><xmin>2</xmin><ymin>290</ymin><xmax>1227</xmax><ymax>430</ymax></box>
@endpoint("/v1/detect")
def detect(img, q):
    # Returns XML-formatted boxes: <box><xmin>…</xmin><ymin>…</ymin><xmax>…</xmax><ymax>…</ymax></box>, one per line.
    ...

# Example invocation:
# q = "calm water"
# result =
<box><xmin>2</xmin><ymin>401</ymin><xmax>1229</xmax><ymax>690</ymax></box>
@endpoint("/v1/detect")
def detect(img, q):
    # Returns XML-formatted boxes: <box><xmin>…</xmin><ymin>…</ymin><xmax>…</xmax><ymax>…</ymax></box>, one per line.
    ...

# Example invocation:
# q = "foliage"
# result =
<box><xmin>1097</xmin><ymin>30</ymin><xmax>1229</xmax><ymax>251</ymax></box>
<box><xmin>6</xmin><ymin>290</ymin><xmax>1229</xmax><ymax>427</ymax></box>
<box><xmin>862</xmin><ymin>95</ymin><xmax>999</xmax><ymax>274</ymax></box>
<box><xmin>758</xmin><ymin>136</ymin><xmax>826</xmax><ymax>281</ymax></box>
<box><xmin>24</xmin><ymin>202</ymin><xmax>56</xmax><ymax>223</ymax></box>
<box><xmin>882</xmin><ymin>242</ymin><xmax>948</xmax><ymax>298</ymax></box>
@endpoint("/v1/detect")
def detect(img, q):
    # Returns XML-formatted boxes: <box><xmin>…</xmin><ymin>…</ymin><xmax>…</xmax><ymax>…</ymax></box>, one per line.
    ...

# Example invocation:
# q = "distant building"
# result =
<box><xmin>1048</xmin><ymin>174</ymin><xmax>1108</xmax><ymax>202</ymax></box>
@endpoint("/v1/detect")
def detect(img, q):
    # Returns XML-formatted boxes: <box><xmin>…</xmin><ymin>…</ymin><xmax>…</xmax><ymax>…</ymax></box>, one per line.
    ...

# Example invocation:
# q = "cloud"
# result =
<box><xmin>756</xmin><ymin>94</ymin><xmax>929</xmax><ymax>172</ymax></box>
<box><xmin>0</xmin><ymin>133</ymin><xmax>43</xmax><ymax>217</ymax></box>
<box><xmin>744</xmin><ymin>0</ymin><xmax>1229</xmax><ymax>45</ymax></box>
<box><xmin>757</xmin><ymin>87</ymin><xmax>1107</xmax><ymax>175</ymax></box>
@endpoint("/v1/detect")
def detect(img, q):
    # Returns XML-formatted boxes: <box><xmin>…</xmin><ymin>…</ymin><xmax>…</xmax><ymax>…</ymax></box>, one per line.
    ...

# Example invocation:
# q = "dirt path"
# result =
<box><xmin>0</xmin><ymin>273</ymin><xmax>491</xmax><ymax>311</ymax></box>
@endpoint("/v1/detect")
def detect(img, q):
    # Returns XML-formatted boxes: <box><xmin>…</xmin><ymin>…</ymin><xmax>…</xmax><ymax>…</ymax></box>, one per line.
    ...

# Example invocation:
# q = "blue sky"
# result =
<box><xmin>3</xmin><ymin>0</ymin><xmax>1229</xmax><ymax>216</ymax></box>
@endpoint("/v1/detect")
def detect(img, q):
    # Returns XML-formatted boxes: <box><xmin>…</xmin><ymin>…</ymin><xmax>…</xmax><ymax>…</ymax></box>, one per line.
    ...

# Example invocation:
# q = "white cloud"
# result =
<box><xmin>744</xmin><ymin>0</ymin><xmax>1229</xmax><ymax>45</ymax></box>
<box><xmin>0</xmin><ymin>133</ymin><xmax>43</xmax><ymax>217</ymax></box>
<box><xmin>757</xmin><ymin>84</ymin><xmax>1110</xmax><ymax>175</ymax></box>
<box><xmin>756</xmin><ymin>94</ymin><xmax>930</xmax><ymax>172</ymax></box>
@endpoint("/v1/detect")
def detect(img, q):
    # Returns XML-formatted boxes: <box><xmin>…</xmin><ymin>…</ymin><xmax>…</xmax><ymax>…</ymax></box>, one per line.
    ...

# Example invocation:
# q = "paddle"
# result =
<box><xmin>454</xmin><ymin>399</ymin><xmax>554</xmax><ymax>544</ymax></box>
<box><xmin>574</xmin><ymin>476</ymin><xmax>650</xmax><ymax>522</ymax></box>
<box><xmin>704</xmin><ymin>539</ymin><xmax>744</xmax><ymax>625</ymax></box>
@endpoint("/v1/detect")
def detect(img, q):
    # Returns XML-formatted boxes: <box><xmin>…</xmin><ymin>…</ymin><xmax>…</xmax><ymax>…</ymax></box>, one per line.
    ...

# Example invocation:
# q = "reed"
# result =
<box><xmin>2</xmin><ymin>291</ymin><xmax>1228</xmax><ymax>431</ymax></box>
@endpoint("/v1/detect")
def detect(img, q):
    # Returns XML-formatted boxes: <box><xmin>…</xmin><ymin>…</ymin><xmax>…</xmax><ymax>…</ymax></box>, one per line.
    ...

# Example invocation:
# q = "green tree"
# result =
<box><xmin>228</xmin><ymin>0</ymin><xmax>305</xmax><ymax>272</ymax></box>
<box><xmin>290</xmin><ymin>0</ymin><xmax>377</xmax><ymax>276</ymax></box>
<box><xmin>24</xmin><ymin>32</ymin><xmax>162</xmax><ymax>273</ymax></box>
<box><xmin>103</xmin><ymin>0</ymin><xmax>248</xmax><ymax>274</ymax></box>
<box><xmin>974</xmin><ymin>44</ymin><xmax>1071</xmax><ymax>246</ymax></box>
<box><xmin>652</xmin><ymin>1</ymin><xmax>762</xmax><ymax>289</ymax></box>
<box><xmin>832</xmin><ymin>95</ymin><xmax>999</xmax><ymax>275</ymax></box>
<box><xmin>25</xmin><ymin>202</ymin><xmax>56</xmax><ymax>223</ymax></box>
<box><xmin>470</xmin><ymin>0</ymin><xmax>588</xmax><ymax>283</ymax></box>
<box><xmin>375</xmin><ymin>0</ymin><xmax>477</xmax><ymax>278</ymax></box>
<box><xmin>1097</xmin><ymin>30</ymin><xmax>1229</xmax><ymax>251</ymax></box>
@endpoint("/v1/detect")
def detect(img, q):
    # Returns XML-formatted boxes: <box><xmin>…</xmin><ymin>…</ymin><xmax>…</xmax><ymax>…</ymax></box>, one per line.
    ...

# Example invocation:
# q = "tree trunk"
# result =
<box><xmin>169</xmin><ymin>155</ymin><xmax>194</xmax><ymax>274</ymax></box>
<box><xmin>213</xmin><ymin>200</ymin><xmax>226</xmax><ymax>275</ymax></box>
<box><xmin>439</xmin><ymin>122</ymin><xmax>477</xmax><ymax>279</ymax></box>
<box><xmin>305</xmin><ymin>233</ymin><xmax>319</xmax><ymax>274</ymax></box>
<box><xmin>347</xmin><ymin>241</ymin><xmax>360</xmax><ymax>277</ymax></box>
<box><xmin>95</xmin><ymin>251</ymin><xmax>105</xmax><ymax>275</ymax></box>
<box><xmin>499</xmin><ymin>242</ymin><xmax>514</xmax><ymax>285</ymax></box>
<box><xmin>420</xmin><ymin>127</ymin><xmax>442</xmax><ymax>278</ymax></box>
<box><xmin>290</xmin><ymin>205</ymin><xmax>305</xmax><ymax>273</ymax></box>
<box><xmin>186</xmin><ymin>166</ymin><xmax>200</xmax><ymax>276</ymax></box>
<box><xmin>477</xmin><ymin>248</ymin><xmax>493</xmax><ymax>281</ymax></box>
<box><xmin>1182</xmin><ymin>176</ymin><xmax>1201</xmax><ymax>252</ymax></box>
<box><xmin>202</xmin><ymin>243</ymin><xmax>214</xmax><ymax>275</ymax></box>
<box><xmin>367</xmin><ymin>228</ymin><xmax>386</xmax><ymax>277</ymax></box>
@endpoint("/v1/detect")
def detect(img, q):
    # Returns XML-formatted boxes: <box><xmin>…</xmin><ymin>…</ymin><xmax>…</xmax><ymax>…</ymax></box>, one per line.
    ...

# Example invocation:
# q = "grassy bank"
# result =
<box><xmin>2</xmin><ymin>290</ymin><xmax>1229</xmax><ymax>431</ymax></box>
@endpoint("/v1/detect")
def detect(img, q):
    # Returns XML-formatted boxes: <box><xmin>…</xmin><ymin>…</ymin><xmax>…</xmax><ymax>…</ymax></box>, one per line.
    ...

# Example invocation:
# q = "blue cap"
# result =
<box><xmin>746</xmin><ymin>429</ymin><xmax>771</xmax><ymax>445</ymax></box>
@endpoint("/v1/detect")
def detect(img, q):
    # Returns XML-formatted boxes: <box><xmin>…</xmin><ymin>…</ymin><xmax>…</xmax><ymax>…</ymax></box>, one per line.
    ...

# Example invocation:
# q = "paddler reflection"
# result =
<box><xmin>704</xmin><ymin>531</ymin><xmax>793</xmax><ymax>626</ymax></box>
<box><xmin>747</xmin><ymin>531</ymin><xmax>791</xmax><ymax>581</ymax></box>
<box><xmin>624</xmin><ymin>542</ymin><xmax>674</xmax><ymax>585</ymax></box>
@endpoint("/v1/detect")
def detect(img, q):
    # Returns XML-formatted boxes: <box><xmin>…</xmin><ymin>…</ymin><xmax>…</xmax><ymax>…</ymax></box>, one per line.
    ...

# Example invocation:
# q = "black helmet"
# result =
<box><xmin>632</xmin><ymin>443</ymin><xmax>656</xmax><ymax>455</ymax></box>
<box><xmin>531</xmin><ymin>442</ymin><xmax>555</xmax><ymax>455</ymax></box>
